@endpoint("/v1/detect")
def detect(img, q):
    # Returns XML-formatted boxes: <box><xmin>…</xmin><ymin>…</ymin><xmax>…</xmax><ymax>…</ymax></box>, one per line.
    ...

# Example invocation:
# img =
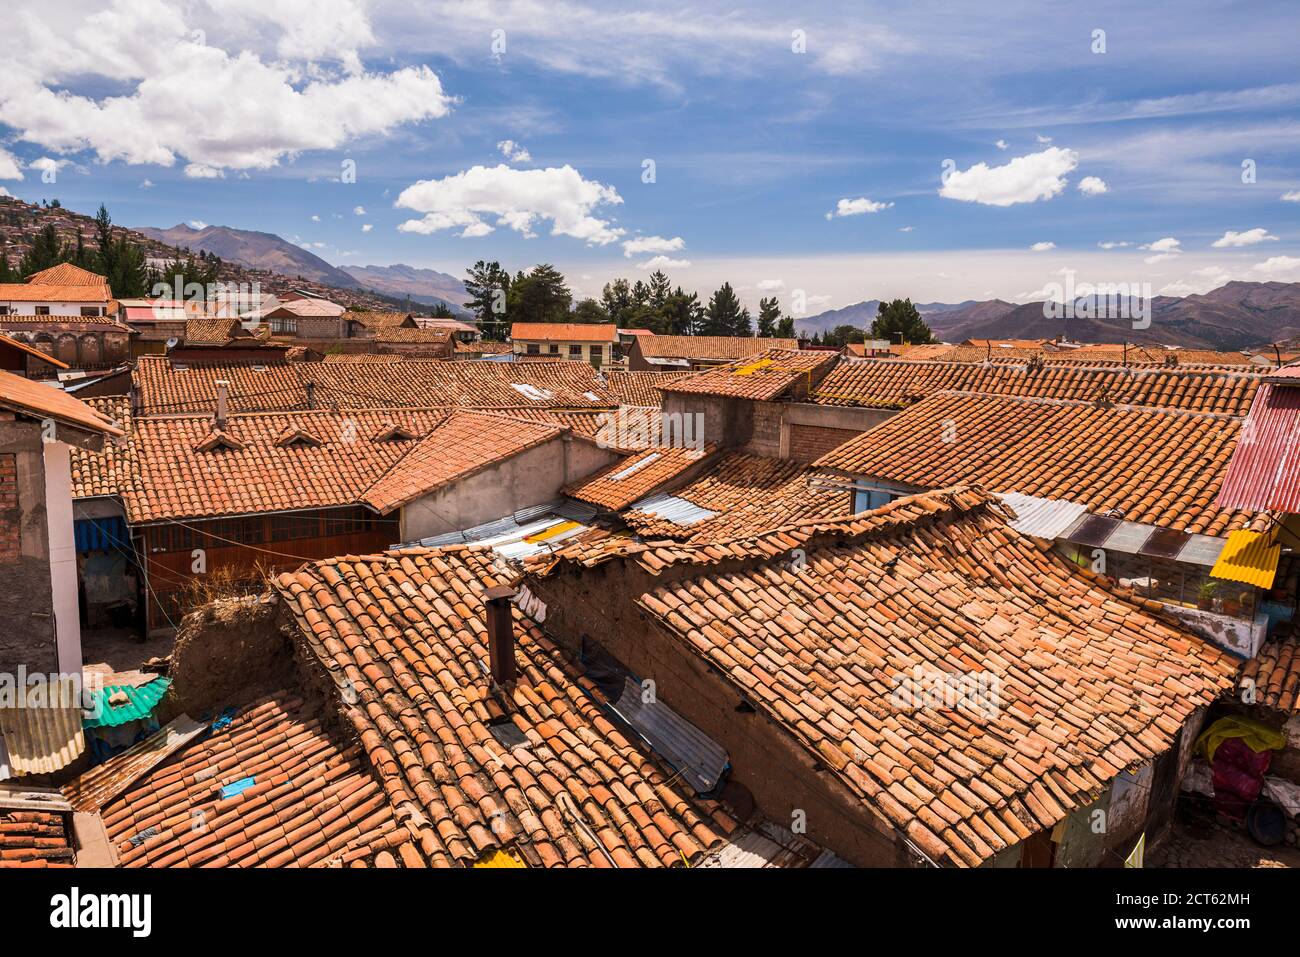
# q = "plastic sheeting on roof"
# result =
<box><xmin>996</xmin><ymin>493</ymin><xmax>1090</xmax><ymax>540</ymax></box>
<box><xmin>0</xmin><ymin>679</ymin><xmax>86</xmax><ymax>777</ymax></box>
<box><xmin>629</xmin><ymin>491</ymin><xmax>717</xmax><ymax>527</ymax></box>
<box><xmin>608</xmin><ymin>676</ymin><xmax>729</xmax><ymax>794</ymax></box>
<box><xmin>83</xmin><ymin>678</ymin><xmax>171</xmax><ymax>730</ymax></box>
<box><xmin>1211</xmin><ymin>529</ymin><xmax>1281</xmax><ymax>589</ymax></box>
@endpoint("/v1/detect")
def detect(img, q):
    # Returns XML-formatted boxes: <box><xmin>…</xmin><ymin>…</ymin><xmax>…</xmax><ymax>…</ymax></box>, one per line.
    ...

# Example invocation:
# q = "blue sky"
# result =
<box><xmin>1</xmin><ymin>0</ymin><xmax>1298</xmax><ymax>312</ymax></box>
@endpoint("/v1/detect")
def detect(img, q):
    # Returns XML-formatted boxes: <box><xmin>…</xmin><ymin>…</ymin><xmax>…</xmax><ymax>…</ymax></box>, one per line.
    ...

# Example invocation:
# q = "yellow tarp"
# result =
<box><xmin>734</xmin><ymin>358</ymin><xmax>775</xmax><ymax>376</ymax></box>
<box><xmin>1195</xmin><ymin>715</ymin><xmax>1286</xmax><ymax>763</ymax></box>
<box><xmin>1210</xmin><ymin>529</ymin><xmax>1281</xmax><ymax>589</ymax></box>
<box><xmin>524</xmin><ymin>521</ymin><xmax>579</xmax><ymax>543</ymax></box>
<box><xmin>472</xmin><ymin>848</ymin><xmax>527</xmax><ymax>868</ymax></box>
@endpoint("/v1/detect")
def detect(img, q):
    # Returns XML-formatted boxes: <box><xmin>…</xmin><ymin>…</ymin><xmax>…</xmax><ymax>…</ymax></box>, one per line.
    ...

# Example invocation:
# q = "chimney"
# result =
<box><xmin>215</xmin><ymin>380</ymin><xmax>229</xmax><ymax>430</ymax></box>
<box><xmin>305</xmin><ymin>380</ymin><xmax>316</xmax><ymax>409</ymax></box>
<box><xmin>484</xmin><ymin>584</ymin><xmax>517</xmax><ymax>690</ymax></box>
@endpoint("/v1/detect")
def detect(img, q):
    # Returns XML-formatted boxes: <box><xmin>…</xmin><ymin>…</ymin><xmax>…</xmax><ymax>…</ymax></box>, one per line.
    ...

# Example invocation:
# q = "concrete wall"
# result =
<box><xmin>0</xmin><ymin>414</ymin><xmax>57</xmax><ymax>676</ymax></box>
<box><xmin>43</xmin><ymin>442</ymin><xmax>80</xmax><ymax>673</ymax></box>
<box><xmin>661</xmin><ymin>394</ymin><xmax>895</xmax><ymax>460</ymax></box>
<box><xmin>662</xmin><ymin>392</ymin><xmax>754</xmax><ymax>450</ymax></box>
<box><xmin>398</xmin><ymin>435</ymin><xmax>621</xmax><ymax>542</ymax></box>
<box><xmin>523</xmin><ymin>562</ymin><xmax>915</xmax><ymax>866</ymax></box>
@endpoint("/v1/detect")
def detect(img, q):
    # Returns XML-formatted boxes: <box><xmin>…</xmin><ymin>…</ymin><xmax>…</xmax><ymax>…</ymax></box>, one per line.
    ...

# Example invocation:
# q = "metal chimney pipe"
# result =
<box><xmin>305</xmin><ymin>380</ymin><xmax>316</xmax><ymax>410</ymax></box>
<box><xmin>215</xmin><ymin>380</ymin><xmax>229</xmax><ymax>430</ymax></box>
<box><xmin>484</xmin><ymin>584</ymin><xmax>518</xmax><ymax>689</ymax></box>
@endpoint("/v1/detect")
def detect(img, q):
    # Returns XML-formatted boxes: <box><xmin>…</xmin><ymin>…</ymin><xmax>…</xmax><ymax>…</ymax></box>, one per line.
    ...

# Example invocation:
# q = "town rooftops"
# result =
<box><xmin>815</xmin><ymin>390</ymin><xmax>1254</xmax><ymax>536</ymax></box>
<box><xmin>526</xmin><ymin>486</ymin><xmax>1239</xmax><ymax>867</ymax></box>
<box><xmin>361</xmin><ymin>411</ymin><xmax>567</xmax><ymax>514</ymax></box>
<box><xmin>264</xmin><ymin>297</ymin><xmax>345</xmax><ymax>317</ymax></box>
<box><xmin>273</xmin><ymin>545</ymin><xmax>737</xmax><ymax>867</ymax></box>
<box><xmin>661</xmin><ymin>349</ymin><xmax>837</xmax><ymax>401</ymax></box>
<box><xmin>0</xmin><ymin>284</ymin><xmax>113</xmax><ymax>303</ymax></box>
<box><xmin>810</xmin><ymin>356</ymin><xmax>1261</xmax><ymax>415</ymax></box>
<box><xmin>1240</xmin><ymin>638</ymin><xmax>1300</xmax><ymax>714</ymax></box>
<box><xmin>349</xmin><ymin>311</ymin><xmax>415</xmax><ymax>330</ymax></box>
<box><xmin>132</xmin><ymin>355</ymin><xmax>620</xmax><ymax>416</ymax></box>
<box><xmin>0</xmin><ymin>368</ymin><xmax>124</xmax><ymax>438</ymax></box>
<box><xmin>634</xmin><ymin>335</ymin><xmax>798</xmax><ymax>360</ymax></box>
<box><xmin>510</xmin><ymin>322</ymin><xmax>617</xmax><ymax>342</ymax></box>
<box><xmin>0</xmin><ymin>332</ymin><xmax>69</xmax><ymax>369</ymax></box>
<box><xmin>563</xmin><ymin>444</ymin><xmax>717</xmax><ymax>512</ymax></box>
<box><xmin>600</xmin><ymin>369</ymin><xmax>685</xmax><ymax>406</ymax></box>
<box><xmin>25</xmin><ymin>263</ymin><xmax>108</xmax><ymax>286</ymax></box>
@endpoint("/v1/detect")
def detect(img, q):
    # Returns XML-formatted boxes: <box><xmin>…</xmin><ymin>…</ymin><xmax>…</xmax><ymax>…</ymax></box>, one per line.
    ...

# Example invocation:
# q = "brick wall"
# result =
<box><xmin>0</xmin><ymin>452</ymin><xmax>18</xmax><ymax>563</ymax></box>
<box><xmin>788</xmin><ymin>424</ymin><xmax>863</xmax><ymax>463</ymax></box>
<box><xmin>747</xmin><ymin>401</ymin><xmax>783</xmax><ymax>457</ymax></box>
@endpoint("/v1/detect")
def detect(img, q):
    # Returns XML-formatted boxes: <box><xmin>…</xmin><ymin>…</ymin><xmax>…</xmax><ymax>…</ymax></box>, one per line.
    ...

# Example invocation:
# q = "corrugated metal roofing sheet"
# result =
<box><xmin>83</xmin><ymin>677</ymin><xmax>171</xmax><ymax>729</ymax></box>
<box><xmin>0</xmin><ymin>679</ymin><xmax>85</xmax><ymax>776</ymax></box>
<box><xmin>63</xmin><ymin>714</ymin><xmax>206</xmax><ymax>813</ymax></box>
<box><xmin>1211</xmin><ymin>529</ymin><xmax>1281</xmax><ymax>589</ymax></box>
<box><xmin>996</xmin><ymin>493</ymin><xmax>1091</xmax><ymax>539</ymax></box>
<box><xmin>630</xmin><ymin>492</ymin><xmax>717</xmax><ymax>526</ymax></box>
<box><xmin>1218</xmin><ymin>382</ymin><xmax>1300</xmax><ymax>511</ymax></box>
<box><xmin>608</xmin><ymin>677</ymin><xmax>729</xmax><ymax>794</ymax></box>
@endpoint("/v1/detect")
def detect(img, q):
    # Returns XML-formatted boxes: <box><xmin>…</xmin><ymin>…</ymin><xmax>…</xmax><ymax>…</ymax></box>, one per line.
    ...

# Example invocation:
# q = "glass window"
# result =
<box><xmin>526</xmin><ymin>343</ymin><xmax>540</xmax><ymax>355</ymax></box>
<box><xmin>35</xmin><ymin>306</ymin><xmax>50</xmax><ymax>316</ymax></box>
<box><xmin>569</xmin><ymin>344</ymin><xmax>582</xmax><ymax>356</ymax></box>
<box><xmin>589</xmin><ymin>345</ymin><xmax>602</xmax><ymax>362</ymax></box>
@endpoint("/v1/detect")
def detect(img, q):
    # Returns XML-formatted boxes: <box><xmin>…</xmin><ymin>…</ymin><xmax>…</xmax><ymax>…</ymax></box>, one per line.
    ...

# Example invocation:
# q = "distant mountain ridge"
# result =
<box><xmin>802</xmin><ymin>283</ymin><xmax>1300</xmax><ymax>350</ymax></box>
<box><xmin>136</xmin><ymin>223</ymin><xmax>469</xmax><ymax>313</ymax></box>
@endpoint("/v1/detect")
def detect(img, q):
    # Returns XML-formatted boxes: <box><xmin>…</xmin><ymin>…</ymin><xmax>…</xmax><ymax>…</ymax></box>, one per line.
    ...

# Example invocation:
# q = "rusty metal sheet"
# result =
<box><xmin>62</xmin><ymin>714</ymin><xmax>206</xmax><ymax>813</ymax></box>
<box><xmin>0</xmin><ymin>678</ymin><xmax>86</xmax><ymax>776</ymax></box>
<box><xmin>1219</xmin><ymin>382</ymin><xmax>1300</xmax><ymax>511</ymax></box>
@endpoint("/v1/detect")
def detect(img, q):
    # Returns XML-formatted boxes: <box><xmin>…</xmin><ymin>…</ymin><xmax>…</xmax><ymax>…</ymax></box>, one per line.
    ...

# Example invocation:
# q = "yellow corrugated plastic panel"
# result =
<box><xmin>1211</xmin><ymin>529</ymin><xmax>1281</xmax><ymax>589</ymax></box>
<box><xmin>472</xmin><ymin>848</ymin><xmax>527</xmax><ymax>868</ymax></box>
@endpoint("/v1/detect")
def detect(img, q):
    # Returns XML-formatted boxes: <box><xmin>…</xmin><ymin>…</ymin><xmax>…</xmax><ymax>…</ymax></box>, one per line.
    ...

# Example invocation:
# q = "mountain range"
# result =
<box><xmin>134</xmin><ymin>223</ymin><xmax>469</xmax><ymax>312</ymax></box>
<box><xmin>802</xmin><ymin>283</ymin><xmax>1300</xmax><ymax>350</ymax></box>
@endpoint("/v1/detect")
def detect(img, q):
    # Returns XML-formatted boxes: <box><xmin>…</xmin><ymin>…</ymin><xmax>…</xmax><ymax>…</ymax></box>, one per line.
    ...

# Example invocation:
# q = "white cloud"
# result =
<box><xmin>899</xmin><ymin>225</ymin><xmax>915</xmax><ymax>232</ymax></box>
<box><xmin>1030</xmin><ymin>241</ymin><xmax>1055</xmax><ymax>252</ymax></box>
<box><xmin>353</xmin><ymin>205</ymin><xmax>366</xmax><ymax>215</ymax></box>
<box><xmin>185</xmin><ymin>164</ymin><xmax>224</xmax><ymax>179</ymax></box>
<box><xmin>497</xmin><ymin>139</ymin><xmax>532</xmax><ymax>164</ymax></box>
<box><xmin>361</xmin><ymin>223</ymin><xmax>373</xmax><ymax>232</ymax></box>
<box><xmin>311</xmin><ymin>214</ymin><xmax>321</xmax><ymax>222</ymax></box>
<box><xmin>1249</xmin><ymin>256</ymin><xmax>1300</xmax><ymax>279</ymax></box>
<box><xmin>188</xmin><ymin>220</ymin><xmax>208</xmax><ymax>230</ymax></box>
<box><xmin>1035</xmin><ymin>134</ymin><xmax>1052</xmax><ymax>144</ymax></box>
<box><xmin>0</xmin><ymin>187</ymin><xmax>10</xmax><ymax>197</ymax></box>
<box><xmin>826</xmin><ymin>197</ymin><xmax>893</xmax><ymax>218</ymax></box>
<box><xmin>139</xmin><ymin>179</ymin><xmax>154</xmax><ymax>189</ymax></box>
<box><xmin>639</xmin><ymin>255</ymin><xmax>690</xmax><ymax>270</ymax></box>
<box><xmin>939</xmin><ymin>147</ymin><xmax>1078</xmax><ymax>206</ymax></box>
<box><xmin>1283</xmin><ymin>191</ymin><xmax>1300</xmax><ymax>203</ymax></box>
<box><xmin>396</xmin><ymin>164</ymin><xmax>624</xmax><ymax>244</ymax></box>
<box><xmin>1</xmin><ymin>148</ymin><xmax>27</xmax><ymax>179</ymax></box>
<box><xmin>622</xmin><ymin>235</ymin><xmax>684</xmax><ymax>258</ymax></box>
<box><xmin>0</xmin><ymin>1</ymin><xmax>451</xmax><ymax>174</ymax></box>
<box><xmin>1158</xmin><ymin>266</ymin><xmax>1233</xmax><ymax>297</ymax></box>
<box><xmin>756</xmin><ymin>279</ymin><xmax>785</xmax><ymax>291</ymax></box>
<box><xmin>1142</xmin><ymin>236</ymin><xmax>1182</xmax><ymax>263</ymax></box>
<box><xmin>28</xmin><ymin>156</ymin><xmax>66</xmax><ymax>175</ymax></box>
<box><xmin>995</xmin><ymin>139</ymin><xmax>1008</xmax><ymax>150</ymax></box>
<box><xmin>1077</xmin><ymin>176</ymin><xmax>1108</xmax><ymax>196</ymax></box>
<box><xmin>1097</xmin><ymin>240</ymin><xmax>1130</xmax><ymax>249</ymax></box>
<box><xmin>1211</xmin><ymin>228</ymin><xmax>1279</xmax><ymax>248</ymax></box>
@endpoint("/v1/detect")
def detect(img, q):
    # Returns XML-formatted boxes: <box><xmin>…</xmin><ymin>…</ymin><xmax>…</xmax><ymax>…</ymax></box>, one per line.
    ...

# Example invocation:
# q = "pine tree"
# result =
<box><xmin>463</xmin><ymin>260</ymin><xmax>511</xmax><ymax>340</ymax></box>
<box><xmin>19</xmin><ymin>224</ymin><xmax>66</xmax><ymax>275</ymax></box>
<box><xmin>870</xmin><ymin>298</ymin><xmax>936</xmax><ymax>344</ymax></box>
<box><xmin>757</xmin><ymin>296</ymin><xmax>782</xmax><ymax>338</ymax></box>
<box><xmin>703</xmin><ymin>282</ymin><xmax>751</xmax><ymax>336</ymax></box>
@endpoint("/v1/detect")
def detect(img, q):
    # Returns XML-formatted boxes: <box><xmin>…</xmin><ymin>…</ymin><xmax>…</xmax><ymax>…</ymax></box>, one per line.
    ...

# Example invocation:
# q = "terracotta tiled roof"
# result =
<box><xmin>361</xmin><ymin>411</ymin><xmax>565</xmax><ymax>514</ymax></box>
<box><xmin>528</xmin><ymin>486</ymin><xmax>1239</xmax><ymax>867</ymax></box>
<box><xmin>349</xmin><ymin>311</ymin><xmax>413</xmax><ymax>330</ymax></box>
<box><xmin>0</xmin><ymin>332</ymin><xmax>68</xmax><ymax>368</ymax></box>
<box><xmin>810</xmin><ymin>356</ymin><xmax>1261</xmax><ymax>415</ymax></box>
<box><xmin>600</xmin><ymin>370</ymin><xmax>682</xmax><ymax>406</ymax></box>
<box><xmin>100</xmin><ymin>693</ymin><xmax>419</xmax><ymax>868</ymax></box>
<box><xmin>661</xmin><ymin>349</ymin><xmax>838</xmax><ymax>401</ymax></box>
<box><xmin>635</xmin><ymin>335</ymin><xmax>798</xmax><ymax>360</ymax></box>
<box><xmin>620</xmin><ymin>450</ymin><xmax>852</xmax><ymax>542</ymax></box>
<box><xmin>323</xmin><ymin>353</ymin><xmax>405</xmax><ymax>363</ymax></box>
<box><xmin>267</xmin><ymin>298</ymin><xmax>345</xmax><ymax>317</ymax></box>
<box><xmin>454</xmin><ymin>340</ymin><xmax>512</xmax><ymax>354</ymax></box>
<box><xmin>0</xmin><ymin>368</ymin><xmax>123</xmax><ymax>437</ymax></box>
<box><xmin>121</xmin><ymin>408</ymin><xmax>447</xmax><ymax>523</ymax></box>
<box><xmin>510</xmin><ymin>322</ymin><xmax>617</xmax><ymax>343</ymax></box>
<box><xmin>25</xmin><ymin>262</ymin><xmax>108</xmax><ymax>286</ymax></box>
<box><xmin>1240</xmin><ymin>639</ymin><xmax>1300</xmax><ymax>714</ymax></box>
<box><xmin>815</xmin><ymin>391</ymin><xmax>1253</xmax><ymax>535</ymax></box>
<box><xmin>0</xmin><ymin>283</ymin><xmax>112</xmax><ymax>303</ymax></box>
<box><xmin>0</xmin><ymin>810</ymin><xmax>74</xmax><ymax>868</ymax></box>
<box><xmin>374</xmin><ymin>327</ymin><xmax>452</xmax><ymax>345</ymax></box>
<box><xmin>184</xmin><ymin>317</ymin><xmax>240</xmax><ymax>345</ymax></box>
<box><xmin>69</xmin><ymin>397</ymin><xmax>133</xmax><ymax>498</ymax></box>
<box><xmin>274</xmin><ymin>545</ymin><xmax>736</xmax><ymax>867</ymax></box>
<box><xmin>564</xmin><ymin>445</ymin><xmax>716</xmax><ymax>511</ymax></box>
<box><xmin>133</xmin><ymin>356</ymin><xmax>618</xmax><ymax>415</ymax></box>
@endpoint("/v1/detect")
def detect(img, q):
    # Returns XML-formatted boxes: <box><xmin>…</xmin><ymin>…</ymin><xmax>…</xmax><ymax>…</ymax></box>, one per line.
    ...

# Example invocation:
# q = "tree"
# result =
<box><xmin>572</xmin><ymin>298</ymin><xmax>610</xmax><ymax>323</ymax></box>
<box><xmin>821</xmin><ymin>324</ymin><xmax>868</xmax><ymax>349</ymax></box>
<box><xmin>870</xmin><ymin>298</ymin><xmax>935</xmax><ymax>344</ymax></box>
<box><xmin>756</xmin><ymin>296</ymin><xmax>783</xmax><ymax>338</ymax></box>
<box><xmin>506</xmin><ymin>263</ymin><xmax>572</xmax><ymax>324</ymax></box>
<box><xmin>775</xmin><ymin>315</ymin><xmax>795</xmax><ymax>338</ymax></box>
<box><xmin>19</xmin><ymin>224</ymin><xmax>66</xmax><ymax>275</ymax></box>
<box><xmin>647</xmin><ymin>270</ymin><xmax>671</xmax><ymax>309</ymax></box>
<box><xmin>429</xmin><ymin>302</ymin><xmax>456</xmax><ymax>319</ymax></box>
<box><xmin>702</xmin><ymin>282</ymin><xmax>751</xmax><ymax>337</ymax></box>
<box><xmin>463</xmin><ymin>260</ymin><xmax>511</xmax><ymax>340</ymax></box>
